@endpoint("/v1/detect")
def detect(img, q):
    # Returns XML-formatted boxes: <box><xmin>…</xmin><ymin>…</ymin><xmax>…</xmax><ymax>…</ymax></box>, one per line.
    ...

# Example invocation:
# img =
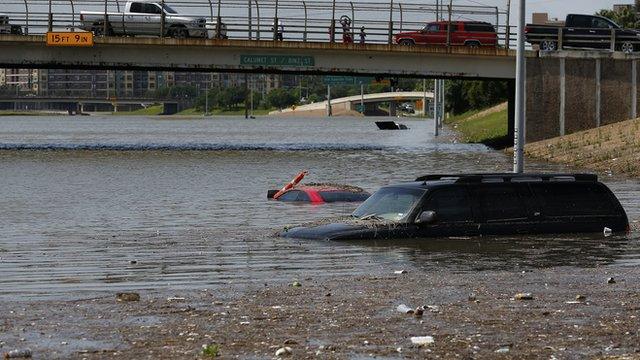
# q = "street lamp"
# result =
<box><xmin>513</xmin><ymin>0</ymin><xmax>525</xmax><ymax>173</ymax></box>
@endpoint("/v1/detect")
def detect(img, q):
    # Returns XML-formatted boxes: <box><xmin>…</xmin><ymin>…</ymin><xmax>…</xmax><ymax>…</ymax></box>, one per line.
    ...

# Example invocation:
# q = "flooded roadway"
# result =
<box><xmin>1</xmin><ymin>115</ymin><xmax>639</xmax><ymax>301</ymax></box>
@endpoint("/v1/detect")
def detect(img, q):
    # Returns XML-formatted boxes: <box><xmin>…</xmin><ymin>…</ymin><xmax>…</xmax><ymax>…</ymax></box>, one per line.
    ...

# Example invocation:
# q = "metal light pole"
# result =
<box><xmin>205</xmin><ymin>85</ymin><xmax>209</xmax><ymax>116</ymax></box>
<box><xmin>422</xmin><ymin>79</ymin><xmax>427</xmax><ymax>118</ymax></box>
<box><xmin>513</xmin><ymin>0</ymin><xmax>526</xmax><ymax>173</ymax></box>
<box><xmin>360</xmin><ymin>83</ymin><xmax>364</xmax><ymax>114</ymax></box>
<box><xmin>327</xmin><ymin>85</ymin><xmax>332</xmax><ymax>117</ymax></box>
<box><xmin>434</xmin><ymin>79</ymin><xmax>439</xmax><ymax>136</ymax></box>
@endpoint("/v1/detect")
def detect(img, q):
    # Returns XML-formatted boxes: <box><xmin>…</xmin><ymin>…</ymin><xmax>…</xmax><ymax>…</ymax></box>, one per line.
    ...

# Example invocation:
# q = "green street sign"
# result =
<box><xmin>240</xmin><ymin>55</ymin><xmax>315</xmax><ymax>67</ymax></box>
<box><xmin>323</xmin><ymin>76</ymin><xmax>377</xmax><ymax>86</ymax></box>
<box><xmin>323</xmin><ymin>75</ymin><xmax>355</xmax><ymax>85</ymax></box>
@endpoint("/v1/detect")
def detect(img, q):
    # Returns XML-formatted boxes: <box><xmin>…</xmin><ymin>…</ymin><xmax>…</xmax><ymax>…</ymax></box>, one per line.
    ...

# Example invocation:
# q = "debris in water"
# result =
<box><xmin>116</xmin><ymin>293</ymin><xmax>140</xmax><ymax>302</ymax></box>
<box><xmin>514</xmin><ymin>293</ymin><xmax>534</xmax><ymax>301</ymax></box>
<box><xmin>394</xmin><ymin>270</ymin><xmax>408</xmax><ymax>274</ymax></box>
<box><xmin>575</xmin><ymin>295</ymin><xmax>587</xmax><ymax>302</ymax></box>
<box><xmin>3</xmin><ymin>348</ymin><xmax>32</xmax><ymax>359</ymax></box>
<box><xmin>607</xmin><ymin>277</ymin><xmax>616</xmax><ymax>284</ymax></box>
<box><xmin>291</xmin><ymin>281</ymin><xmax>302</xmax><ymax>287</ymax></box>
<box><xmin>410</xmin><ymin>336</ymin><xmax>434</xmax><ymax>346</ymax></box>
<box><xmin>425</xmin><ymin>305</ymin><xmax>440</xmax><ymax>313</ymax></box>
<box><xmin>495</xmin><ymin>346</ymin><xmax>510</xmax><ymax>353</ymax></box>
<box><xmin>396</xmin><ymin>304</ymin><xmax>414</xmax><ymax>314</ymax></box>
<box><xmin>275</xmin><ymin>347</ymin><xmax>292</xmax><ymax>356</ymax></box>
<box><xmin>167</xmin><ymin>297</ymin><xmax>186</xmax><ymax>302</ymax></box>
<box><xmin>604</xmin><ymin>227</ymin><xmax>613</xmax><ymax>237</ymax></box>
<box><xmin>468</xmin><ymin>294</ymin><xmax>477</xmax><ymax>302</ymax></box>
<box><xmin>414</xmin><ymin>307</ymin><xmax>424</xmax><ymax>317</ymax></box>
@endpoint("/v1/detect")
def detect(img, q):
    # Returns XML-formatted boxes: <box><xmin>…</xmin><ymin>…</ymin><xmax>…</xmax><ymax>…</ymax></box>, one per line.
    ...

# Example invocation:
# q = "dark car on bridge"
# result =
<box><xmin>525</xmin><ymin>14</ymin><xmax>640</xmax><ymax>53</ymax></box>
<box><xmin>394</xmin><ymin>21</ymin><xmax>498</xmax><ymax>48</ymax></box>
<box><xmin>280</xmin><ymin>173</ymin><xmax>629</xmax><ymax>240</ymax></box>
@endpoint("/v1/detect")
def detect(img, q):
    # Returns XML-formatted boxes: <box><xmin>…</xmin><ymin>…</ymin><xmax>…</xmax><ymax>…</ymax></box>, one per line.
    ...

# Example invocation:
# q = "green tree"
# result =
<box><xmin>216</xmin><ymin>87</ymin><xmax>246</xmax><ymax>110</ymax></box>
<box><xmin>445</xmin><ymin>80</ymin><xmax>508</xmax><ymax>115</ymax></box>
<box><xmin>266</xmin><ymin>88</ymin><xmax>297</xmax><ymax>109</ymax></box>
<box><xmin>596</xmin><ymin>8</ymin><xmax>639</xmax><ymax>29</ymax></box>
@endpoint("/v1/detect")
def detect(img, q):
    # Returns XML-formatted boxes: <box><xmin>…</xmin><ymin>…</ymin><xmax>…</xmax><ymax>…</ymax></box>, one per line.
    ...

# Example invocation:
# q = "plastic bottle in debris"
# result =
<box><xmin>4</xmin><ymin>348</ymin><xmax>32</xmax><ymax>359</ymax></box>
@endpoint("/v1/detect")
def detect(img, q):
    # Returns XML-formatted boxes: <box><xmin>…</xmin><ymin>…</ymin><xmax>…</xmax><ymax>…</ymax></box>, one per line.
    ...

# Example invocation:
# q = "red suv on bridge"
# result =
<box><xmin>394</xmin><ymin>21</ymin><xmax>498</xmax><ymax>48</ymax></box>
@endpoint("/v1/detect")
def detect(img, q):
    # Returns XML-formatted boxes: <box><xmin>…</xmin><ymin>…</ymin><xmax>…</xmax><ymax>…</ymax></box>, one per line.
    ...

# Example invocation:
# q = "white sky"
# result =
<box><xmin>0</xmin><ymin>0</ymin><xmax>633</xmax><ymax>26</ymax></box>
<box><xmin>457</xmin><ymin>0</ymin><xmax>635</xmax><ymax>22</ymax></box>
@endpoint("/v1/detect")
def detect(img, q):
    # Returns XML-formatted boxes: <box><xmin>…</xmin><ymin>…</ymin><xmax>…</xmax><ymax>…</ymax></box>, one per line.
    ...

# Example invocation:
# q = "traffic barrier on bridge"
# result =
<box><xmin>2</xmin><ymin>0</ymin><xmax>514</xmax><ymax>48</ymax></box>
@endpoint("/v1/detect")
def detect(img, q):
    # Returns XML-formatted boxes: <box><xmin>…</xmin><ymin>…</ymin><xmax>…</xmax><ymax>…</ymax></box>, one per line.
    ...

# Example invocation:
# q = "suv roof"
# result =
<box><xmin>414</xmin><ymin>173</ymin><xmax>597</xmax><ymax>183</ymax></box>
<box><xmin>430</xmin><ymin>21</ymin><xmax>493</xmax><ymax>25</ymax></box>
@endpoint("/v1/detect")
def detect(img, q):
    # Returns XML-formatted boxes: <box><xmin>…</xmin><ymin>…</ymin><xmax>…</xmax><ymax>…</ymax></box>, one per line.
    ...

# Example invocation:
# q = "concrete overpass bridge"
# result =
<box><xmin>273</xmin><ymin>91</ymin><xmax>434</xmax><ymax>116</ymax></box>
<box><xmin>0</xmin><ymin>35</ymin><xmax>517</xmax><ymax>80</ymax></box>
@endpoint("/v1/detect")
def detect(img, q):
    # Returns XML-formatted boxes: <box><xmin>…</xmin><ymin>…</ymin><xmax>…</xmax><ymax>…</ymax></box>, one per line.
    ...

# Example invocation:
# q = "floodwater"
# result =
<box><xmin>1</xmin><ymin>115</ymin><xmax>639</xmax><ymax>300</ymax></box>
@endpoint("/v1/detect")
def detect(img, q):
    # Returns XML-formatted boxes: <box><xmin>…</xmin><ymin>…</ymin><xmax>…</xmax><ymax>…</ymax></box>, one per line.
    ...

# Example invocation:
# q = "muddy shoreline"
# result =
<box><xmin>3</xmin><ymin>256</ymin><xmax>640</xmax><ymax>359</ymax></box>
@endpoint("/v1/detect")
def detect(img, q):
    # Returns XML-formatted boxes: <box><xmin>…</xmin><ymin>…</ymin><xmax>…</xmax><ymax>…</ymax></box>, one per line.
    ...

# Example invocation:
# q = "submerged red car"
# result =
<box><xmin>268</xmin><ymin>171</ymin><xmax>370</xmax><ymax>204</ymax></box>
<box><xmin>394</xmin><ymin>21</ymin><xmax>497</xmax><ymax>47</ymax></box>
<box><xmin>268</xmin><ymin>184</ymin><xmax>370</xmax><ymax>204</ymax></box>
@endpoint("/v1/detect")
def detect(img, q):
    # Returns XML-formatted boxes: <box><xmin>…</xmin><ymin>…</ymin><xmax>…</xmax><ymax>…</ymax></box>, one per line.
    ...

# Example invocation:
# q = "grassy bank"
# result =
<box><xmin>525</xmin><ymin>117</ymin><xmax>640</xmax><ymax>177</ymax></box>
<box><xmin>114</xmin><ymin>105</ymin><xmax>164</xmax><ymax>116</ymax></box>
<box><xmin>446</xmin><ymin>103</ymin><xmax>509</xmax><ymax>148</ymax></box>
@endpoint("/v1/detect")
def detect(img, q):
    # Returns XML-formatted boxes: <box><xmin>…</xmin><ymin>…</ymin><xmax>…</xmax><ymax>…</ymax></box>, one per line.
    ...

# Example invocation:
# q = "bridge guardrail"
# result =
<box><xmin>2</xmin><ymin>0</ymin><xmax>514</xmax><ymax>49</ymax></box>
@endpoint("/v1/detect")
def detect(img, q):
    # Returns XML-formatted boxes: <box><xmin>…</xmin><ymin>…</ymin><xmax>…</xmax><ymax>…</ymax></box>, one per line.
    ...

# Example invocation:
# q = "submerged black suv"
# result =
<box><xmin>280</xmin><ymin>174</ymin><xmax>629</xmax><ymax>240</ymax></box>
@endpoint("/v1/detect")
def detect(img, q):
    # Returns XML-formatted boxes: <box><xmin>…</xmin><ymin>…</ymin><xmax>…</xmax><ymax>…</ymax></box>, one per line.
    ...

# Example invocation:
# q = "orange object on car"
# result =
<box><xmin>272</xmin><ymin>170</ymin><xmax>308</xmax><ymax>200</ymax></box>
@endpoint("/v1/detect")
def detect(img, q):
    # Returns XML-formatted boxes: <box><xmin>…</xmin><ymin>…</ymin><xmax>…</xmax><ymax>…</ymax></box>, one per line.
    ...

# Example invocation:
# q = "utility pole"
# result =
<box><xmin>514</xmin><ymin>0</ymin><xmax>526</xmax><ymax>173</ymax></box>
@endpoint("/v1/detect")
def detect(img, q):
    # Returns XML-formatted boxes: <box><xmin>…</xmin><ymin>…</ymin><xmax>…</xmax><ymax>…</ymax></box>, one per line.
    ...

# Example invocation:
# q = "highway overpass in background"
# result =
<box><xmin>273</xmin><ymin>91</ymin><xmax>435</xmax><ymax>116</ymax></box>
<box><xmin>0</xmin><ymin>35</ymin><xmax>519</xmax><ymax>80</ymax></box>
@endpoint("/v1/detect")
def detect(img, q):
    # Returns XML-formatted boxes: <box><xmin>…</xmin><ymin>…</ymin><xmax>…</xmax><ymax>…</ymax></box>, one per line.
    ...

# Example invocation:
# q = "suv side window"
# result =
<box><xmin>474</xmin><ymin>184</ymin><xmax>529</xmax><ymax>221</ymax></box>
<box><xmin>422</xmin><ymin>187</ymin><xmax>473</xmax><ymax>223</ymax></box>
<box><xmin>427</xmin><ymin>24</ymin><xmax>440</xmax><ymax>32</ymax></box>
<box><xmin>530</xmin><ymin>183</ymin><xmax>617</xmax><ymax>217</ymax></box>
<box><xmin>465</xmin><ymin>23</ymin><xmax>495</xmax><ymax>32</ymax></box>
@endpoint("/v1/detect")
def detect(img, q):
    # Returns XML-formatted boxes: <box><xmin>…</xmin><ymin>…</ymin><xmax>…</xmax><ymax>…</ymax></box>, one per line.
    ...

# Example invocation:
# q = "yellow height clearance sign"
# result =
<box><xmin>46</xmin><ymin>32</ymin><xmax>94</xmax><ymax>47</ymax></box>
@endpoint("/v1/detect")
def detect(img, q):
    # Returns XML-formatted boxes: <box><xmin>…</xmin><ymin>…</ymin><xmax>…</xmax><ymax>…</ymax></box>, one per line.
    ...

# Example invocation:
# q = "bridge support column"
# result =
<box><xmin>389</xmin><ymin>101</ymin><xmax>397</xmax><ymax>117</ymax></box>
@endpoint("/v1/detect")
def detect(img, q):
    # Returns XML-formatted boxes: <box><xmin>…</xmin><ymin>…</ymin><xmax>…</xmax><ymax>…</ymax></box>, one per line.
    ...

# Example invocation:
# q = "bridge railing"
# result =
<box><xmin>2</xmin><ymin>0</ymin><xmax>516</xmax><ymax>48</ymax></box>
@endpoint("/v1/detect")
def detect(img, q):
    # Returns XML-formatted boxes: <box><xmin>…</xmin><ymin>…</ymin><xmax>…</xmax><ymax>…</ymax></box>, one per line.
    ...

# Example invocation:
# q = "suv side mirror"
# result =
<box><xmin>417</xmin><ymin>210</ymin><xmax>437</xmax><ymax>225</ymax></box>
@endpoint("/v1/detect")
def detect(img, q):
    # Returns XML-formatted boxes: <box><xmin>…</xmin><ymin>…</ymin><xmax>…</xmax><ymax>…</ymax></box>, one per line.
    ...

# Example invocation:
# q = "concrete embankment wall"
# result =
<box><xmin>526</xmin><ymin>52</ymin><xmax>639</xmax><ymax>142</ymax></box>
<box><xmin>525</xmin><ymin>117</ymin><xmax>640</xmax><ymax>177</ymax></box>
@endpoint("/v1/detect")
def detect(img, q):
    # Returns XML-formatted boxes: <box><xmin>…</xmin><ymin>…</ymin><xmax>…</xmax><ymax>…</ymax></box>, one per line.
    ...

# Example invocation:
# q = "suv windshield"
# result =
<box><xmin>352</xmin><ymin>187</ymin><xmax>425</xmax><ymax>222</ymax></box>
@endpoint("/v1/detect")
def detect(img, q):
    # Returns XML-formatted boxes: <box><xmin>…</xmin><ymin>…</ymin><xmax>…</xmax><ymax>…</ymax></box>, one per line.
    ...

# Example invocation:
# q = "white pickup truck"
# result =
<box><xmin>80</xmin><ymin>1</ymin><xmax>225</xmax><ymax>38</ymax></box>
